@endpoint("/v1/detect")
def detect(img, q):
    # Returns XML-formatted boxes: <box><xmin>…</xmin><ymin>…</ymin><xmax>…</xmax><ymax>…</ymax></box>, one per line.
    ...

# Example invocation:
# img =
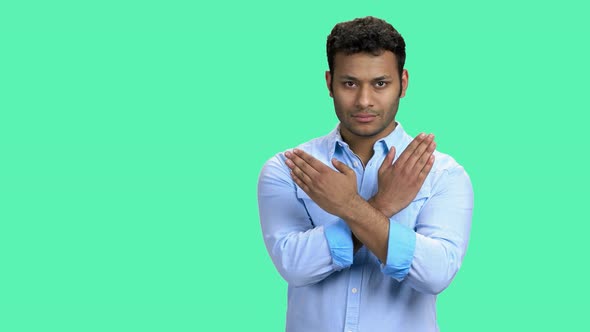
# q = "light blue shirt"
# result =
<box><xmin>258</xmin><ymin>123</ymin><xmax>473</xmax><ymax>332</ymax></box>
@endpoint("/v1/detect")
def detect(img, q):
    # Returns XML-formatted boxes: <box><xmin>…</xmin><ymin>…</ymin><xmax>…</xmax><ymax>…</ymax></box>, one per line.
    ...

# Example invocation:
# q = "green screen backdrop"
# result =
<box><xmin>1</xmin><ymin>0</ymin><xmax>589</xmax><ymax>331</ymax></box>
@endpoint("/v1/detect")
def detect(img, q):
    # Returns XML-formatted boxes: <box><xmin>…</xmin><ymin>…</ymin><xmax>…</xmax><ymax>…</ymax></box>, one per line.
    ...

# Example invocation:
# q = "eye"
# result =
<box><xmin>375</xmin><ymin>81</ymin><xmax>388</xmax><ymax>88</ymax></box>
<box><xmin>344</xmin><ymin>81</ymin><xmax>357</xmax><ymax>88</ymax></box>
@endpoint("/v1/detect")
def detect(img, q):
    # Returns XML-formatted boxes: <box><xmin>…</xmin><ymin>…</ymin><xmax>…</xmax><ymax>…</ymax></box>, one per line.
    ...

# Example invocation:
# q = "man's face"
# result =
<box><xmin>326</xmin><ymin>51</ymin><xmax>408</xmax><ymax>141</ymax></box>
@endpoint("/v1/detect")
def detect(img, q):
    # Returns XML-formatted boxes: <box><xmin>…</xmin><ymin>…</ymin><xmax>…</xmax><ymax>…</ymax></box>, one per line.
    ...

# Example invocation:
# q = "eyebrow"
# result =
<box><xmin>372</xmin><ymin>75</ymin><xmax>393</xmax><ymax>81</ymax></box>
<box><xmin>338</xmin><ymin>75</ymin><xmax>393</xmax><ymax>81</ymax></box>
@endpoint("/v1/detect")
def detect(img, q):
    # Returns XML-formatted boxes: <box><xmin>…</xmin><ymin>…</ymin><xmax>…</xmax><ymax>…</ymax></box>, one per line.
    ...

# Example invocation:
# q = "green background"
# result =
<box><xmin>1</xmin><ymin>0</ymin><xmax>589</xmax><ymax>330</ymax></box>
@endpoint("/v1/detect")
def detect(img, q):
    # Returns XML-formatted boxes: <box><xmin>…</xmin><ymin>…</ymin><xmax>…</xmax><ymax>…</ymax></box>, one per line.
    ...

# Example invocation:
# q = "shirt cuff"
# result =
<box><xmin>323</xmin><ymin>220</ymin><xmax>354</xmax><ymax>270</ymax></box>
<box><xmin>381</xmin><ymin>221</ymin><xmax>416</xmax><ymax>281</ymax></box>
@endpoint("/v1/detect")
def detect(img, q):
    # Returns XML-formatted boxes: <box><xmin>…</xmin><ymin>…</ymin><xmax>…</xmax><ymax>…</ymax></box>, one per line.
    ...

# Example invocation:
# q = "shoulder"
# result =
<box><xmin>396</xmin><ymin>127</ymin><xmax>469</xmax><ymax>181</ymax></box>
<box><xmin>293</xmin><ymin>134</ymin><xmax>335</xmax><ymax>165</ymax></box>
<box><xmin>259</xmin><ymin>132</ymin><xmax>334</xmax><ymax>181</ymax></box>
<box><xmin>428</xmin><ymin>149</ymin><xmax>472</xmax><ymax>196</ymax></box>
<box><xmin>431</xmin><ymin>150</ymin><xmax>463</xmax><ymax>174</ymax></box>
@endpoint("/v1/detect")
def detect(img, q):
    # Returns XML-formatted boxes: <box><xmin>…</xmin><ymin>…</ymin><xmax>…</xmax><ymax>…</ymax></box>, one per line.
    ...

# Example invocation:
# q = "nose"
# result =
<box><xmin>355</xmin><ymin>85</ymin><xmax>374</xmax><ymax>110</ymax></box>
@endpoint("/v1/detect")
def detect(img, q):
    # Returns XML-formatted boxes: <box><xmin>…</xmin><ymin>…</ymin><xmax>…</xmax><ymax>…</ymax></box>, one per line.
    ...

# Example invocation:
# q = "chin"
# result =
<box><xmin>350</xmin><ymin>127</ymin><xmax>383</xmax><ymax>138</ymax></box>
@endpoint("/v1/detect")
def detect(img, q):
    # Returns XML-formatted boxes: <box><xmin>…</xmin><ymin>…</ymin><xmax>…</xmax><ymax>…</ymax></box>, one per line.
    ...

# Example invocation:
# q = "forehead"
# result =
<box><xmin>333</xmin><ymin>51</ymin><xmax>399</xmax><ymax>78</ymax></box>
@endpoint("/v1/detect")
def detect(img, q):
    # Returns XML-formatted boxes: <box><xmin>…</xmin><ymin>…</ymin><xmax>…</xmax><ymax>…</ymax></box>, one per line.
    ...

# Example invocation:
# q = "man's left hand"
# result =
<box><xmin>284</xmin><ymin>149</ymin><xmax>360</xmax><ymax>218</ymax></box>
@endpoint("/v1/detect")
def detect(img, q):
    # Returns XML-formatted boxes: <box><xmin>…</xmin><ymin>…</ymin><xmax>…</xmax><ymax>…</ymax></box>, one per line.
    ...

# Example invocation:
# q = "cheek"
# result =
<box><xmin>333</xmin><ymin>103</ymin><xmax>346</xmax><ymax>122</ymax></box>
<box><xmin>333</xmin><ymin>91</ymin><xmax>354</xmax><ymax>109</ymax></box>
<box><xmin>382</xmin><ymin>90</ymin><xmax>400</xmax><ymax>107</ymax></box>
<box><xmin>384</xmin><ymin>98</ymin><xmax>400</xmax><ymax>119</ymax></box>
<box><xmin>384</xmin><ymin>84</ymin><xmax>402</xmax><ymax>101</ymax></box>
<box><xmin>332</xmin><ymin>95</ymin><xmax>346</xmax><ymax>113</ymax></box>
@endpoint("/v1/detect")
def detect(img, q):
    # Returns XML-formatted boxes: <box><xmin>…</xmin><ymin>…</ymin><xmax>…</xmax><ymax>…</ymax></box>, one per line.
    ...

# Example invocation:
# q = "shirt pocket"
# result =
<box><xmin>296</xmin><ymin>187</ymin><xmax>339</xmax><ymax>227</ymax></box>
<box><xmin>390</xmin><ymin>187</ymin><xmax>431</xmax><ymax>230</ymax></box>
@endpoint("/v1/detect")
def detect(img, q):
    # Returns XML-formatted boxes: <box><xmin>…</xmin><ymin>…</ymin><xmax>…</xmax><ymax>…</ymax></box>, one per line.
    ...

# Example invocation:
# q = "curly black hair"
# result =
<box><xmin>326</xmin><ymin>16</ymin><xmax>406</xmax><ymax>78</ymax></box>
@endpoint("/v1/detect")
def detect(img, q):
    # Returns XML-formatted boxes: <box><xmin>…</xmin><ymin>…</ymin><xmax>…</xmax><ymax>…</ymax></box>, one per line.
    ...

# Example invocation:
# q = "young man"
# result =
<box><xmin>258</xmin><ymin>16</ymin><xmax>473</xmax><ymax>332</ymax></box>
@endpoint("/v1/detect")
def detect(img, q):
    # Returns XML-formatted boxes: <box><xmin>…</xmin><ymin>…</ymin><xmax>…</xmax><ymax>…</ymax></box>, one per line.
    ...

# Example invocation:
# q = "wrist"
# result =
<box><xmin>369</xmin><ymin>194</ymin><xmax>397</xmax><ymax>217</ymax></box>
<box><xmin>339</xmin><ymin>194</ymin><xmax>365</xmax><ymax>220</ymax></box>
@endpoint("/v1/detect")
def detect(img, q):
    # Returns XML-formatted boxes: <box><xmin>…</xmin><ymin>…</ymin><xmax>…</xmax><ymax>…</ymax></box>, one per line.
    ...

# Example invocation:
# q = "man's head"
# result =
<box><xmin>325</xmin><ymin>16</ymin><xmax>409</xmax><ymax>142</ymax></box>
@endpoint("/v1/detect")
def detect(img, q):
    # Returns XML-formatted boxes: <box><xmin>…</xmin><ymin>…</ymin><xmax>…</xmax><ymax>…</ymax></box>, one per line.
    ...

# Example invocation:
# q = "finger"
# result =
<box><xmin>418</xmin><ymin>154</ymin><xmax>435</xmax><ymax>180</ymax></box>
<box><xmin>285</xmin><ymin>157</ymin><xmax>296</xmax><ymax>170</ymax></box>
<box><xmin>379</xmin><ymin>146</ymin><xmax>396</xmax><ymax>174</ymax></box>
<box><xmin>291</xmin><ymin>171</ymin><xmax>310</xmax><ymax>193</ymax></box>
<box><xmin>414</xmin><ymin>140</ymin><xmax>436</xmax><ymax>171</ymax></box>
<box><xmin>293</xmin><ymin>149</ymin><xmax>331</xmax><ymax>173</ymax></box>
<box><xmin>288</xmin><ymin>150</ymin><xmax>321</xmax><ymax>179</ymax></box>
<box><xmin>289</xmin><ymin>161</ymin><xmax>314</xmax><ymax>186</ymax></box>
<box><xmin>396</xmin><ymin>133</ymin><xmax>426</xmax><ymax>166</ymax></box>
<box><xmin>332</xmin><ymin>158</ymin><xmax>353</xmax><ymax>175</ymax></box>
<box><xmin>406</xmin><ymin>134</ymin><xmax>434</xmax><ymax>170</ymax></box>
<box><xmin>284</xmin><ymin>151</ymin><xmax>296</xmax><ymax>168</ymax></box>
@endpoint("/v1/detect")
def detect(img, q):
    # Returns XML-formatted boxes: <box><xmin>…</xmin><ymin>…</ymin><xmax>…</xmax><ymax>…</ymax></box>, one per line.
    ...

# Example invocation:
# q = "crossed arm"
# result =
<box><xmin>284</xmin><ymin>134</ymin><xmax>436</xmax><ymax>262</ymax></box>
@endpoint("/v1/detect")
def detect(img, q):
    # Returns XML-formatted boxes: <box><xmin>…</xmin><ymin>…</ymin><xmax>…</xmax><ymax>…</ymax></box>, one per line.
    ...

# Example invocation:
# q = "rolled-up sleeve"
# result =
<box><xmin>381</xmin><ymin>222</ymin><xmax>416</xmax><ymax>281</ymax></box>
<box><xmin>258</xmin><ymin>153</ymin><xmax>351</xmax><ymax>287</ymax></box>
<box><xmin>323</xmin><ymin>219</ymin><xmax>354</xmax><ymax>270</ymax></box>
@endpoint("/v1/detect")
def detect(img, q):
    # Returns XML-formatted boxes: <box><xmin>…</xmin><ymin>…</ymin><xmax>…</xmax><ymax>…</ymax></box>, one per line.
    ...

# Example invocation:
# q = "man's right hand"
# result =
<box><xmin>370</xmin><ymin>133</ymin><xmax>436</xmax><ymax>217</ymax></box>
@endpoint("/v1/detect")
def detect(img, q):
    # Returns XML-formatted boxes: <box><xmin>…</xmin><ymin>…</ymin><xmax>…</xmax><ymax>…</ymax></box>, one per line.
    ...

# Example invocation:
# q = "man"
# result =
<box><xmin>258</xmin><ymin>16</ymin><xmax>473</xmax><ymax>332</ymax></box>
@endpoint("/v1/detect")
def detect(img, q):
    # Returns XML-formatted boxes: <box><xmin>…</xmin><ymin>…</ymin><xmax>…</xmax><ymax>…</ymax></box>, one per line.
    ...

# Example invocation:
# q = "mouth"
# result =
<box><xmin>352</xmin><ymin>113</ymin><xmax>377</xmax><ymax>123</ymax></box>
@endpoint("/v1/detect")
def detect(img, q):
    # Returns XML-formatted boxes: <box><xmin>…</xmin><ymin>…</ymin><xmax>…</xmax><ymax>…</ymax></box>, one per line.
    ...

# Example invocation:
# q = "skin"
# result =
<box><xmin>284</xmin><ymin>51</ymin><xmax>436</xmax><ymax>263</ymax></box>
<box><xmin>327</xmin><ymin>51</ymin><xmax>408</xmax><ymax>165</ymax></box>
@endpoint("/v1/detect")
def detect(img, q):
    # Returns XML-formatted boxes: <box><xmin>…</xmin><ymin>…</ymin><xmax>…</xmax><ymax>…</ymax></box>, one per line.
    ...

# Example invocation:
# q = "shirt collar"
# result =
<box><xmin>327</xmin><ymin>122</ymin><xmax>409</xmax><ymax>158</ymax></box>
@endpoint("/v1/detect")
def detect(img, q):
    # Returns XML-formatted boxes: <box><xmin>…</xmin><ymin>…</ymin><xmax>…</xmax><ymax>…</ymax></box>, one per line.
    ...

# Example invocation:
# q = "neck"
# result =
<box><xmin>341</xmin><ymin>122</ymin><xmax>397</xmax><ymax>166</ymax></box>
<box><xmin>347</xmin><ymin>139</ymin><xmax>376</xmax><ymax>166</ymax></box>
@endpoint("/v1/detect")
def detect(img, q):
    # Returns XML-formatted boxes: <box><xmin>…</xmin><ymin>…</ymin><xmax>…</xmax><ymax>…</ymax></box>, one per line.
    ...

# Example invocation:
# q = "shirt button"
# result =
<box><xmin>351</xmin><ymin>288</ymin><xmax>358</xmax><ymax>294</ymax></box>
<box><xmin>353</xmin><ymin>161</ymin><xmax>359</xmax><ymax>168</ymax></box>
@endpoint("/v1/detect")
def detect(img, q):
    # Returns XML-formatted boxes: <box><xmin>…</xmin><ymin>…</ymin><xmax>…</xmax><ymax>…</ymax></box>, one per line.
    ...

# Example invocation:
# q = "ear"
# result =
<box><xmin>325</xmin><ymin>71</ymin><xmax>333</xmax><ymax>98</ymax></box>
<box><xmin>399</xmin><ymin>69</ymin><xmax>409</xmax><ymax>98</ymax></box>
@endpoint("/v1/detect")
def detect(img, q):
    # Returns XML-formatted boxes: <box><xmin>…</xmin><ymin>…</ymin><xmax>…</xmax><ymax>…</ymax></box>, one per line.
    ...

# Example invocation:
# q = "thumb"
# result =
<box><xmin>379</xmin><ymin>146</ymin><xmax>396</xmax><ymax>173</ymax></box>
<box><xmin>332</xmin><ymin>158</ymin><xmax>353</xmax><ymax>175</ymax></box>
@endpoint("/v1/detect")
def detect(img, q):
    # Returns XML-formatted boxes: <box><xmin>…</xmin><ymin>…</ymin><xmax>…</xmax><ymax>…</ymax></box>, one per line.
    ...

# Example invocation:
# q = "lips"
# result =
<box><xmin>352</xmin><ymin>113</ymin><xmax>377</xmax><ymax>123</ymax></box>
